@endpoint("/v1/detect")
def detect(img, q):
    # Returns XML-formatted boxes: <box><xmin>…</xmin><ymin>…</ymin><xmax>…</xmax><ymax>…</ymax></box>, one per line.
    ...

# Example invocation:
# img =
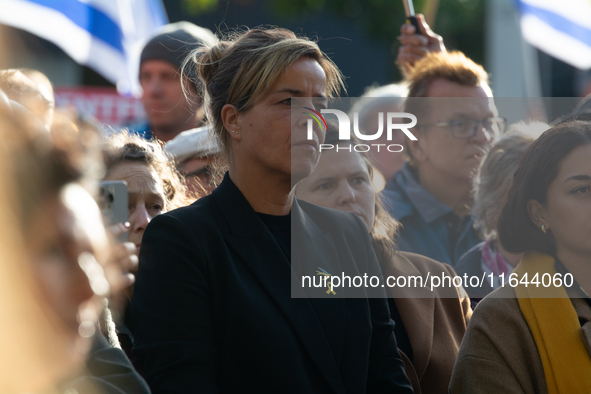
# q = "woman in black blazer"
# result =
<box><xmin>130</xmin><ymin>27</ymin><xmax>413</xmax><ymax>393</ymax></box>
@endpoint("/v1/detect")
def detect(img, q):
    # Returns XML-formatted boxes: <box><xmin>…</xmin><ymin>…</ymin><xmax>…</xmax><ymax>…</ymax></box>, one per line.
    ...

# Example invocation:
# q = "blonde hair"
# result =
<box><xmin>182</xmin><ymin>27</ymin><xmax>345</xmax><ymax>178</ymax></box>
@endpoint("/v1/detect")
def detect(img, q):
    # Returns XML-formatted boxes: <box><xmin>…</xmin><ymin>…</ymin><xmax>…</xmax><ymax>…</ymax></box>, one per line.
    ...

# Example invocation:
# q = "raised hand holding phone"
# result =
<box><xmin>99</xmin><ymin>181</ymin><xmax>129</xmax><ymax>242</ymax></box>
<box><xmin>397</xmin><ymin>2</ymin><xmax>446</xmax><ymax>74</ymax></box>
<box><xmin>403</xmin><ymin>0</ymin><xmax>421</xmax><ymax>38</ymax></box>
<box><xmin>98</xmin><ymin>181</ymin><xmax>138</xmax><ymax>310</ymax></box>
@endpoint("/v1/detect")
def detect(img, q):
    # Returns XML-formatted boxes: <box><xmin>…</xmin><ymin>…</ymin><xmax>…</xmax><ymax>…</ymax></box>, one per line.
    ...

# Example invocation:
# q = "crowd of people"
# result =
<box><xmin>1</xmin><ymin>13</ymin><xmax>590</xmax><ymax>394</ymax></box>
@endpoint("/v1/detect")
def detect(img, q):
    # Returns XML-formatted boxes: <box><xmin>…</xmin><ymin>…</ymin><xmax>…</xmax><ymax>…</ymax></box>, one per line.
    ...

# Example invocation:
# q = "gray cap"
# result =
<box><xmin>164</xmin><ymin>125</ymin><xmax>220</xmax><ymax>164</ymax></box>
<box><xmin>140</xmin><ymin>21</ymin><xmax>217</xmax><ymax>70</ymax></box>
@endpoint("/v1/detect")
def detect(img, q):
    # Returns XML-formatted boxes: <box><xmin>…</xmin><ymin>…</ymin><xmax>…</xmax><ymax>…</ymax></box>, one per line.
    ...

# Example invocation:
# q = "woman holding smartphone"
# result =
<box><xmin>130</xmin><ymin>28</ymin><xmax>412</xmax><ymax>393</ymax></box>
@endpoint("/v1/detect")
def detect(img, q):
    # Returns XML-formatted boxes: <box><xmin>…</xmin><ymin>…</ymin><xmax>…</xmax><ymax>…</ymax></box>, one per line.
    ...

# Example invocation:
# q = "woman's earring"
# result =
<box><xmin>541</xmin><ymin>224</ymin><xmax>547</xmax><ymax>233</ymax></box>
<box><xmin>232</xmin><ymin>130</ymin><xmax>239</xmax><ymax>134</ymax></box>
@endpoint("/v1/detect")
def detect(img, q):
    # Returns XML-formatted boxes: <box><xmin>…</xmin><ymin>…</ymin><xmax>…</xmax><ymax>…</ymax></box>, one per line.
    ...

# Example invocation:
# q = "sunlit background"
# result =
<box><xmin>0</xmin><ymin>0</ymin><xmax>589</xmax><ymax>126</ymax></box>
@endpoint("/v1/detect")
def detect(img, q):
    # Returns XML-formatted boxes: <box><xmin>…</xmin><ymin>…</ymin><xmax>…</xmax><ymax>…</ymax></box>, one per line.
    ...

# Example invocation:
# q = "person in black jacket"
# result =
<box><xmin>129</xmin><ymin>27</ymin><xmax>413</xmax><ymax>393</ymax></box>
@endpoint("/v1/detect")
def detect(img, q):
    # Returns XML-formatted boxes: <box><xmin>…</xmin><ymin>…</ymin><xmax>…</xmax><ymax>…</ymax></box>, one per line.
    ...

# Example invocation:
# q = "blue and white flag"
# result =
<box><xmin>517</xmin><ymin>0</ymin><xmax>591</xmax><ymax>69</ymax></box>
<box><xmin>0</xmin><ymin>0</ymin><xmax>168</xmax><ymax>96</ymax></box>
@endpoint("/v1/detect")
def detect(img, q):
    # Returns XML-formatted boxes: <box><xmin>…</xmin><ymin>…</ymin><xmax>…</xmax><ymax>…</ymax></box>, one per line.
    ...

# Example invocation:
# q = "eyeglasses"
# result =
<box><xmin>418</xmin><ymin>117</ymin><xmax>506</xmax><ymax>140</ymax></box>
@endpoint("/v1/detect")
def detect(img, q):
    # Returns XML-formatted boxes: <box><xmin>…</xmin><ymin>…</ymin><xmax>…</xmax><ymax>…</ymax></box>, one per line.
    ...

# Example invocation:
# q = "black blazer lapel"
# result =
<box><xmin>213</xmin><ymin>175</ymin><xmax>345</xmax><ymax>394</ymax></box>
<box><xmin>292</xmin><ymin>200</ymin><xmax>346</xmax><ymax>374</ymax></box>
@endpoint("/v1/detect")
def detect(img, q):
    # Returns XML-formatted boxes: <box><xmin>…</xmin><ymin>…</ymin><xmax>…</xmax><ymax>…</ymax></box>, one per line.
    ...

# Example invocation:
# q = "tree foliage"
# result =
<box><xmin>267</xmin><ymin>0</ymin><xmax>484</xmax><ymax>64</ymax></box>
<box><xmin>181</xmin><ymin>0</ymin><xmax>485</xmax><ymax>80</ymax></box>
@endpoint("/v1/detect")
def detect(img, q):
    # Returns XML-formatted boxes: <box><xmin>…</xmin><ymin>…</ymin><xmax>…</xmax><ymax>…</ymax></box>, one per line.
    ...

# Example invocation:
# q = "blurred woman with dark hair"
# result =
<box><xmin>455</xmin><ymin>121</ymin><xmax>548</xmax><ymax>306</ymax></box>
<box><xmin>450</xmin><ymin>120</ymin><xmax>591</xmax><ymax>393</ymax></box>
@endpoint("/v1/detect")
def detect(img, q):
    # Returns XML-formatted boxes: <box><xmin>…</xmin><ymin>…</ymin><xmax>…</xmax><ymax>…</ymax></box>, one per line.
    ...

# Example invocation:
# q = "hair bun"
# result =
<box><xmin>195</xmin><ymin>41</ymin><xmax>232</xmax><ymax>88</ymax></box>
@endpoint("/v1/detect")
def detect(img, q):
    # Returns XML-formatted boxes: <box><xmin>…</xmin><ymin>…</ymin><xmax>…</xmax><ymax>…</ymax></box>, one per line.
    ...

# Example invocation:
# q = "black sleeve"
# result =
<box><xmin>130</xmin><ymin>213</ymin><xmax>218</xmax><ymax>393</ymax></box>
<box><xmin>355</xmin><ymin>217</ymin><xmax>414</xmax><ymax>394</ymax></box>
<box><xmin>65</xmin><ymin>331</ymin><xmax>151</xmax><ymax>394</ymax></box>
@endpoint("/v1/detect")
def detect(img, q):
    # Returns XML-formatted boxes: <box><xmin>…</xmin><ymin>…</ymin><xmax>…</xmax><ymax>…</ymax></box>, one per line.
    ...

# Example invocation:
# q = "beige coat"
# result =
<box><xmin>449</xmin><ymin>284</ymin><xmax>591</xmax><ymax>393</ymax></box>
<box><xmin>383</xmin><ymin>251</ymin><xmax>473</xmax><ymax>394</ymax></box>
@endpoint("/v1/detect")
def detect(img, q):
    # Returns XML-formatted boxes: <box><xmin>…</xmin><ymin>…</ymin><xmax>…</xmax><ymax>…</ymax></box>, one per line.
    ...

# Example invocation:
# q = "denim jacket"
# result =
<box><xmin>380</xmin><ymin>163</ymin><xmax>482</xmax><ymax>267</ymax></box>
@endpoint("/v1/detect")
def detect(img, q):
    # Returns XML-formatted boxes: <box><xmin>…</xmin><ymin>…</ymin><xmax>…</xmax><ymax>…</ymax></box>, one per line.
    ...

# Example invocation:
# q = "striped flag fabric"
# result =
<box><xmin>516</xmin><ymin>0</ymin><xmax>591</xmax><ymax>69</ymax></box>
<box><xmin>0</xmin><ymin>0</ymin><xmax>168</xmax><ymax>96</ymax></box>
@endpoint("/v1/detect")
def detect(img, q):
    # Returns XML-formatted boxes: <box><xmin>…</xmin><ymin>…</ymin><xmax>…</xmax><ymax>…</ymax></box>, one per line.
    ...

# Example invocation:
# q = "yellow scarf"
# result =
<box><xmin>514</xmin><ymin>251</ymin><xmax>591</xmax><ymax>393</ymax></box>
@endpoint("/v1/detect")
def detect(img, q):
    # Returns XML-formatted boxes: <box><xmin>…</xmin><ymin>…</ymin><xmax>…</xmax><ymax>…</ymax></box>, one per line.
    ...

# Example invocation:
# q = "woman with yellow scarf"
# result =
<box><xmin>450</xmin><ymin>120</ymin><xmax>591</xmax><ymax>393</ymax></box>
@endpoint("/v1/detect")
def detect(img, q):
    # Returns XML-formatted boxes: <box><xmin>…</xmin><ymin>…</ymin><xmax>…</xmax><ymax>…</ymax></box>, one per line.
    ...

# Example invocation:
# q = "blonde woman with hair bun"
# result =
<box><xmin>130</xmin><ymin>27</ymin><xmax>413</xmax><ymax>393</ymax></box>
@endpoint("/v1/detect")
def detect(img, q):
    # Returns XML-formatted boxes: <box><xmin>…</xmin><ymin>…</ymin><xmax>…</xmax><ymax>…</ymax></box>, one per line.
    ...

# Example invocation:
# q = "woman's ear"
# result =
<box><xmin>527</xmin><ymin>199</ymin><xmax>548</xmax><ymax>229</ymax></box>
<box><xmin>221</xmin><ymin>104</ymin><xmax>241</xmax><ymax>141</ymax></box>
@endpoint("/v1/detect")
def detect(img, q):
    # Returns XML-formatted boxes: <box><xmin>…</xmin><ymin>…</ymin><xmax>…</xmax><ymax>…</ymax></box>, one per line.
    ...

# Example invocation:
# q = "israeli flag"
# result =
<box><xmin>0</xmin><ymin>0</ymin><xmax>168</xmax><ymax>96</ymax></box>
<box><xmin>517</xmin><ymin>0</ymin><xmax>591</xmax><ymax>69</ymax></box>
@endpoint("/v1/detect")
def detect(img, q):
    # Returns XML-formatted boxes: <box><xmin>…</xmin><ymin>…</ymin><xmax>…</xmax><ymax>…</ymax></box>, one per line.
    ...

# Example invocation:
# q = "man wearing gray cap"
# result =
<box><xmin>134</xmin><ymin>21</ymin><xmax>216</xmax><ymax>142</ymax></box>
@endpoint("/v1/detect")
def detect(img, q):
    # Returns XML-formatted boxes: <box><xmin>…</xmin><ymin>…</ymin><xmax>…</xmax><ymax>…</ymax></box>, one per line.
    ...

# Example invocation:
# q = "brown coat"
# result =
<box><xmin>382</xmin><ymin>251</ymin><xmax>473</xmax><ymax>394</ymax></box>
<box><xmin>449</xmin><ymin>284</ymin><xmax>591</xmax><ymax>393</ymax></box>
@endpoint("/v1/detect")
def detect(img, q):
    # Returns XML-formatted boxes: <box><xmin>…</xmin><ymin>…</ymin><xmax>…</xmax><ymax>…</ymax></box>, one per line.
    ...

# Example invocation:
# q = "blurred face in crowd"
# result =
<box><xmin>139</xmin><ymin>60</ymin><xmax>199</xmax><ymax>139</ymax></box>
<box><xmin>296</xmin><ymin>146</ymin><xmax>376</xmax><ymax>232</ymax></box>
<box><xmin>179</xmin><ymin>156</ymin><xmax>215</xmax><ymax>197</ymax></box>
<box><xmin>363</xmin><ymin>106</ymin><xmax>407</xmax><ymax>182</ymax></box>
<box><xmin>26</xmin><ymin>183</ymin><xmax>109</xmax><ymax>360</ymax></box>
<box><xmin>230</xmin><ymin>57</ymin><xmax>328</xmax><ymax>185</ymax></box>
<box><xmin>410</xmin><ymin>79</ymin><xmax>496</xmax><ymax>184</ymax></box>
<box><xmin>3</xmin><ymin>71</ymin><xmax>53</xmax><ymax>130</ymax></box>
<box><xmin>104</xmin><ymin>162</ymin><xmax>167</xmax><ymax>260</ymax></box>
<box><xmin>24</xmin><ymin>69</ymin><xmax>55</xmax><ymax>128</ymax></box>
<box><xmin>24</xmin><ymin>92</ymin><xmax>52</xmax><ymax>130</ymax></box>
<box><xmin>529</xmin><ymin>144</ymin><xmax>591</xmax><ymax>265</ymax></box>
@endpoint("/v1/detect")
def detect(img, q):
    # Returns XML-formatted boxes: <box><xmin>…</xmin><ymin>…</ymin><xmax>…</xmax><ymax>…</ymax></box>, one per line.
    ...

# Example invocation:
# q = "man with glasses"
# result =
<box><xmin>381</xmin><ymin>51</ymin><xmax>504</xmax><ymax>266</ymax></box>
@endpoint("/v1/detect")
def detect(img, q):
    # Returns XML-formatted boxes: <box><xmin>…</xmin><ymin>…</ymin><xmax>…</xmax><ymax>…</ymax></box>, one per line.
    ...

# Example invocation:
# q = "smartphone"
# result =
<box><xmin>98</xmin><ymin>181</ymin><xmax>128</xmax><ymax>242</ymax></box>
<box><xmin>402</xmin><ymin>0</ymin><xmax>421</xmax><ymax>34</ymax></box>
